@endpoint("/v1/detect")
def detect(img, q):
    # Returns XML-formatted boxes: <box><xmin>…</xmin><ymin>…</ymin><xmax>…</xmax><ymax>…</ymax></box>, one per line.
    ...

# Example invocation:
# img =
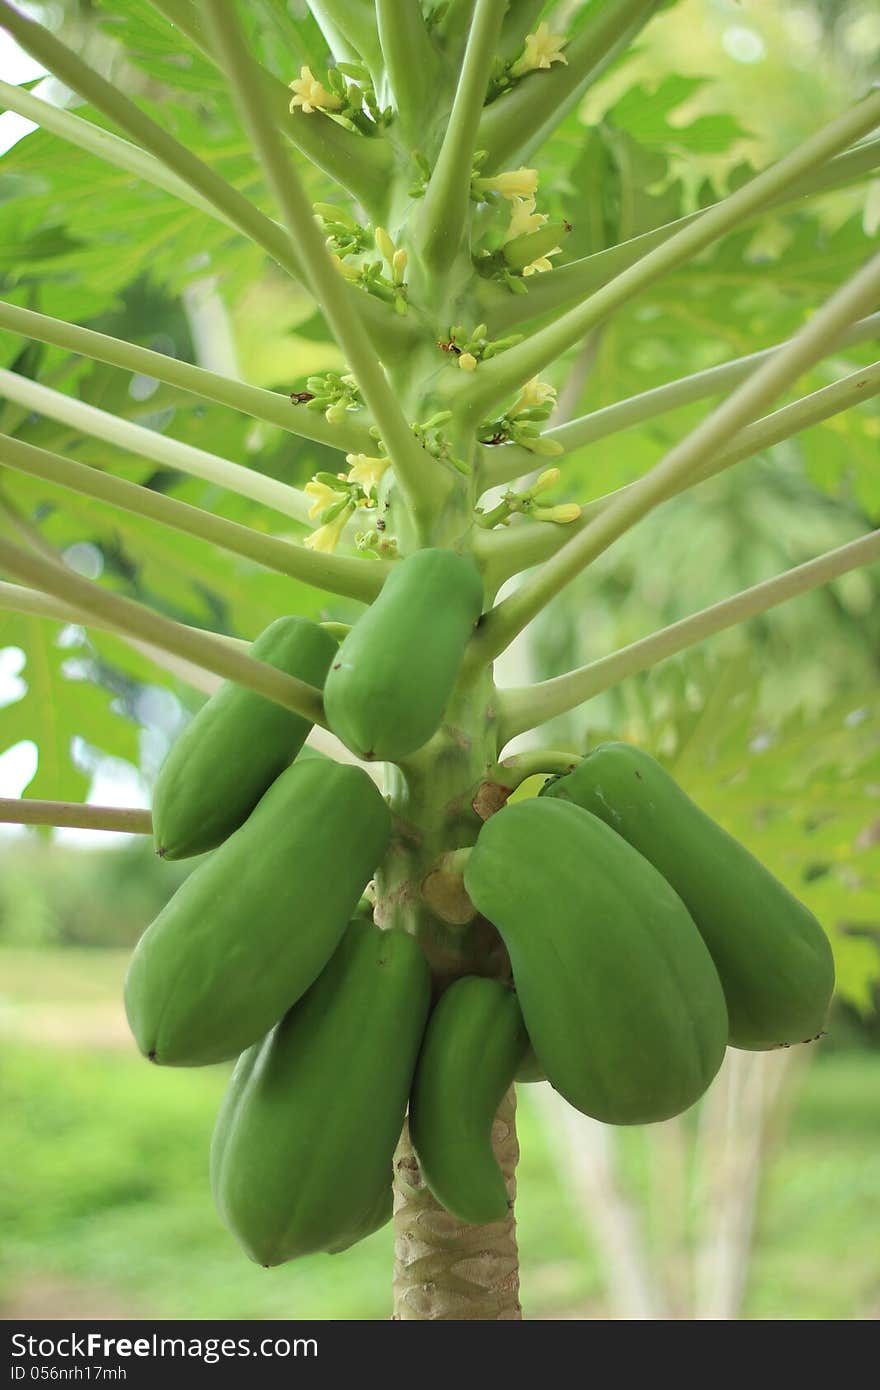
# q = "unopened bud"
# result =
<box><xmin>374</xmin><ymin>226</ymin><xmax>396</xmax><ymax>263</ymax></box>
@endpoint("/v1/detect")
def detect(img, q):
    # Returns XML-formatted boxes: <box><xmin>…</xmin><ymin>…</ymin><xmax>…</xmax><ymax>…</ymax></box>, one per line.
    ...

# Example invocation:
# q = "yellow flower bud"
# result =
<box><xmin>288</xmin><ymin>66</ymin><xmax>344</xmax><ymax>115</ymax></box>
<box><xmin>533</xmin><ymin>467</ymin><xmax>561</xmax><ymax>494</ymax></box>
<box><xmin>474</xmin><ymin>167</ymin><xmax>539</xmax><ymax>201</ymax></box>
<box><xmin>374</xmin><ymin>226</ymin><xmax>397</xmax><ymax>263</ymax></box>
<box><xmin>532</xmin><ymin>503</ymin><xmax>582</xmax><ymax>525</ymax></box>
<box><xmin>458</xmin><ymin>352</ymin><xmax>478</xmax><ymax>371</ymax></box>
<box><xmin>392</xmin><ymin>248</ymin><xmax>408</xmax><ymax>285</ymax></box>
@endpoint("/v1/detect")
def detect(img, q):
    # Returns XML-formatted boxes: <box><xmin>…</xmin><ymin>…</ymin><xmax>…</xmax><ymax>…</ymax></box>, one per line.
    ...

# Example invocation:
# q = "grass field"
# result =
<box><xmin>1</xmin><ymin>948</ymin><xmax>878</xmax><ymax>1320</ymax></box>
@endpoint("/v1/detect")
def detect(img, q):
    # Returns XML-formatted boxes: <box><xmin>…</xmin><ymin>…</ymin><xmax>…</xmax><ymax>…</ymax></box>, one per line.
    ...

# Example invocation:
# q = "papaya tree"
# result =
<box><xmin>0</xmin><ymin>0</ymin><xmax>879</xmax><ymax>1322</ymax></box>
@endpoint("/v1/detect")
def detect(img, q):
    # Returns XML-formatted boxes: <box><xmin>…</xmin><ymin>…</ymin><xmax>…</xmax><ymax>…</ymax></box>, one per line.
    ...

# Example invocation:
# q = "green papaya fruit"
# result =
<box><xmin>152</xmin><ymin>616</ymin><xmax>338</xmax><ymax>860</ymax></box>
<box><xmin>210</xmin><ymin>919</ymin><xmax>430</xmax><ymax>1265</ymax></box>
<box><xmin>323</xmin><ymin>548</ymin><xmax>484</xmax><ymax>761</ymax></box>
<box><xmin>464</xmin><ymin>799</ymin><xmax>728</xmax><ymax>1125</ymax></box>
<box><xmin>410</xmin><ymin>976</ymin><xmax>528</xmax><ymax>1225</ymax></box>
<box><xmin>542</xmin><ymin>743</ymin><xmax>835</xmax><ymax>1050</ymax></box>
<box><xmin>125</xmin><ymin>759</ymin><xmax>391</xmax><ymax>1066</ymax></box>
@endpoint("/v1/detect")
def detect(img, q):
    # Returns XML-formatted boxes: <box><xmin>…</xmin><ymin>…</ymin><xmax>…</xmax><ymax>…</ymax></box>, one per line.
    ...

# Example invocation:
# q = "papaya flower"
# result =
<box><xmin>474</xmin><ymin>167</ymin><xmax>539</xmax><ymax>201</ymax></box>
<box><xmin>509</xmin><ymin>377</ymin><xmax>557</xmax><ymax>417</ymax></box>
<box><xmin>304</xmin><ymin>503</ymin><xmax>355</xmax><ymax>553</ymax></box>
<box><xmin>289</xmin><ymin>66</ymin><xmax>343</xmax><ymax>115</ymax></box>
<box><xmin>511</xmin><ymin>23</ymin><xmax>569</xmax><ymax>78</ymax></box>
<box><xmin>346</xmin><ymin>452</ymin><xmax>389</xmax><ymax>498</ymax></box>
<box><xmin>522</xmin><ymin>246</ymin><xmax>562</xmax><ymax>276</ymax></box>
<box><xmin>504</xmin><ymin>196</ymin><xmax>547</xmax><ymax>243</ymax></box>
<box><xmin>458</xmin><ymin>352</ymin><xmax>478</xmax><ymax>371</ymax></box>
<box><xmin>305</xmin><ymin>478</ymin><xmax>346</xmax><ymax>521</ymax></box>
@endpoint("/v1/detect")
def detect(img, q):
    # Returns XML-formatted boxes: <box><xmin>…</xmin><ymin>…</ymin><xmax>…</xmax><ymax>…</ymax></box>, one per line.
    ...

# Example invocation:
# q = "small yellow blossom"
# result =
<box><xmin>304</xmin><ymin>505</ymin><xmax>353</xmax><ymax>553</ymax></box>
<box><xmin>391</xmin><ymin>248</ymin><xmax>408</xmax><ymax>285</ymax></box>
<box><xmin>458</xmin><ymin>352</ymin><xmax>478</xmax><ymax>371</ymax></box>
<box><xmin>510</xmin><ymin>377</ymin><xmax>557</xmax><ymax>416</ymax></box>
<box><xmin>304</xmin><ymin>478</ymin><xmax>345</xmax><ymax>521</ymax></box>
<box><xmin>475</xmin><ymin>167</ymin><xmax>539</xmax><ymax>201</ymax></box>
<box><xmin>504</xmin><ymin>196</ymin><xmax>547</xmax><ymax>242</ymax></box>
<box><xmin>532</xmin><ymin>503</ymin><xmax>582</xmax><ymax>525</ymax></box>
<box><xmin>346</xmin><ymin>452</ymin><xmax>390</xmax><ymax>498</ymax></box>
<box><xmin>511</xmin><ymin>23</ymin><xmax>569</xmax><ymax>78</ymax></box>
<box><xmin>522</xmin><ymin>246</ymin><xmax>562</xmax><ymax>275</ymax></box>
<box><xmin>289</xmin><ymin>66</ymin><xmax>344</xmax><ymax>115</ymax></box>
<box><xmin>374</xmin><ymin>226</ymin><xmax>397</xmax><ymax>262</ymax></box>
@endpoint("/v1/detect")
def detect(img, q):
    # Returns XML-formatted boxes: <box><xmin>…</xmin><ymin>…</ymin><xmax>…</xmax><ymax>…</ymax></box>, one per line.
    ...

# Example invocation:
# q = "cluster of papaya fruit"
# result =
<box><xmin>123</xmin><ymin>544</ymin><xmax>835</xmax><ymax>1261</ymax></box>
<box><xmin>414</xmin><ymin>742</ymin><xmax>836</xmax><ymax>1226</ymax></box>
<box><xmin>414</xmin><ymin>750</ymin><xmax>834</xmax><ymax>1228</ymax></box>
<box><xmin>124</xmin><ymin>549</ymin><xmax>485</xmax><ymax>1264</ymax></box>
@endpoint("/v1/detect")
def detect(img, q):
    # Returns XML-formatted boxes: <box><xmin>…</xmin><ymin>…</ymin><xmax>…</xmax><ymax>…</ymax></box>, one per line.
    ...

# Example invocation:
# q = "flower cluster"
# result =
<box><xmin>303</xmin><ymin>451</ymin><xmax>392</xmax><ymax>554</ymax></box>
<box><xmin>327</xmin><ymin>222</ymin><xmax>409</xmax><ymax>315</ymax></box>
<box><xmin>472</xmin><ymin>165</ymin><xmax>568</xmax><ymax>292</ymax></box>
<box><xmin>289</xmin><ymin>371</ymin><xmax>362</xmax><ymax>426</ymax></box>
<box><xmin>475</xmin><ymin>466</ymin><xmax>581</xmax><ymax>531</ymax></box>
<box><xmin>411</xmin><ymin>411</ymin><xmax>470</xmax><ymax>477</ymax></box>
<box><xmin>478</xmin><ymin>377</ymin><xmax>565</xmax><ymax>457</ymax></box>
<box><xmin>438</xmin><ymin>323</ymin><xmax>523</xmax><ymax>372</ymax></box>
<box><xmin>289</xmin><ymin>62</ymin><xmax>389</xmax><ymax>134</ymax></box>
<box><xmin>313</xmin><ymin>203</ymin><xmax>373</xmax><ymax>259</ymax></box>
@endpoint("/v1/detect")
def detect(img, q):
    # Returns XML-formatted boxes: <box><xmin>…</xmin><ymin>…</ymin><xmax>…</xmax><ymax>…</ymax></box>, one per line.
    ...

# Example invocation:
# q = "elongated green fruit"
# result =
<box><xmin>323</xmin><ymin>548</ymin><xmax>484</xmax><ymax>761</ymax></box>
<box><xmin>125</xmin><ymin>760</ymin><xmax>391</xmax><ymax>1065</ymax></box>
<box><xmin>152</xmin><ymin>616</ymin><xmax>338</xmax><ymax>860</ymax></box>
<box><xmin>211</xmin><ymin>919</ymin><xmax>430</xmax><ymax>1265</ymax></box>
<box><xmin>464</xmin><ymin>799</ymin><xmax>728</xmax><ymax>1125</ymax></box>
<box><xmin>410</xmin><ymin>976</ymin><xmax>528</xmax><ymax>1225</ymax></box>
<box><xmin>542</xmin><ymin>743</ymin><xmax>835</xmax><ymax>1050</ymax></box>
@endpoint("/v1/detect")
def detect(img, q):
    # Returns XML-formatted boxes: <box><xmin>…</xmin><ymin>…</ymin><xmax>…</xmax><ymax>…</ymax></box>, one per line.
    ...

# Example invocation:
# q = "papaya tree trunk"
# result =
<box><xmin>392</xmin><ymin>1089</ymin><xmax>522</xmax><ymax>1320</ymax></box>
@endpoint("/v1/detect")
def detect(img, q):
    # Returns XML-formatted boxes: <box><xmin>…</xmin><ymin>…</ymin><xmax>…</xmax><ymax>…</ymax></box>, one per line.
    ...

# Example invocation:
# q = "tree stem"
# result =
<box><xmin>375</xmin><ymin>0</ymin><xmax>440</xmax><ymax>144</ymax></box>
<box><xmin>417</xmin><ymin>0</ymin><xmax>506</xmax><ymax>272</ymax></box>
<box><xmin>0</xmin><ymin>797</ymin><xmax>152</xmax><ymax>834</ymax></box>
<box><xmin>392</xmin><ymin>1090</ymin><xmax>522</xmax><ymax>1320</ymax></box>
<box><xmin>200</xmin><ymin>0</ymin><xmax>445</xmax><ymax>533</ymax></box>
<box><xmin>497</xmin><ymin>528</ymin><xmax>880</xmax><ymax>742</ymax></box>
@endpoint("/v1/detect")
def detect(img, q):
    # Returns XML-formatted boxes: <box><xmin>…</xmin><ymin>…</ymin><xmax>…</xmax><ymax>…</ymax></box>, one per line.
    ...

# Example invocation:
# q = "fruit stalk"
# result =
<box><xmin>392</xmin><ymin>1091</ymin><xmax>521</xmax><ymax>1321</ymax></box>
